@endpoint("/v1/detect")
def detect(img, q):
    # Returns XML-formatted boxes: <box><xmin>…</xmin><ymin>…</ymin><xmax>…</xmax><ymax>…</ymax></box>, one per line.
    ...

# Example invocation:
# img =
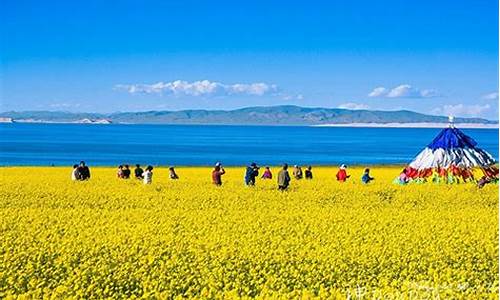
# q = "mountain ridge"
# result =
<box><xmin>0</xmin><ymin>105</ymin><xmax>497</xmax><ymax>125</ymax></box>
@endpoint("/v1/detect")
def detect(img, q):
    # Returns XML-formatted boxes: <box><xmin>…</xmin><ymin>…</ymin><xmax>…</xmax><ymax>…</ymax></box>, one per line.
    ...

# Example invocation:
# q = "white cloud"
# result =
<box><xmin>115</xmin><ymin>80</ymin><xmax>280</xmax><ymax>97</ymax></box>
<box><xmin>431</xmin><ymin>104</ymin><xmax>491</xmax><ymax>117</ymax></box>
<box><xmin>482</xmin><ymin>92</ymin><xmax>499</xmax><ymax>100</ymax></box>
<box><xmin>368</xmin><ymin>84</ymin><xmax>438</xmax><ymax>98</ymax></box>
<box><xmin>228</xmin><ymin>83</ymin><xmax>278</xmax><ymax>96</ymax></box>
<box><xmin>338</xmin><ymin>102</ymin><xmax>370</xmax><ymax>110</ymax></box>
<box><xmin>368</xmin><ymin>87</ymin><xmax>387</xmax><ymax>97</ymax></box>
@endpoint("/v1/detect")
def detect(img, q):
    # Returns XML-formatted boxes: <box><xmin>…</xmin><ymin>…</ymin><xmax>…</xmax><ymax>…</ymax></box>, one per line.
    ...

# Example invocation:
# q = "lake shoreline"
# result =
<box><xmin>1</xmin><ymin>121</ymin><xmax>498</xmax><ymax>129</ymax></box>
<box><xmin>313</xmin><ymin>122</ymin><xmax>499</xmax><ymax>129</ymax></box>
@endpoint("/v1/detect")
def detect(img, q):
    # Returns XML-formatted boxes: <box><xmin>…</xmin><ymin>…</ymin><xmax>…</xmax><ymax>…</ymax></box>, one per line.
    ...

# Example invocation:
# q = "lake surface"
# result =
<box><xmin>0</xmin><ymin>123</ymin><xmax>498</xmax><ymax>166</ymax></box>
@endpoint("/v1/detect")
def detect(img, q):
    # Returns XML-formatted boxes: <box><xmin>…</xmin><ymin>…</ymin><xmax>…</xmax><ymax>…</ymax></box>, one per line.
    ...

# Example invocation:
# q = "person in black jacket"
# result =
<box><xmin>134</xmin><ymin>164</ymin><xmax>144</xmax><ymax>179</ymax></box>
<box><xmin>77</xmin><ymin>161</ymin><xmax>91</xmax><ymax>180</ymax></box>
<box><xmin>169</xmin><ymin>167</ymin><xmax>179</xmax><ymax>180</ymax></box>
<box><xmin>305</xmin><ymin>166</ymin><xmax>313</xmax><ymax>179</ymax></box>
<box><xmin>122</xmin><ymin>164</ymin><xmax>131</xmax><ymax>179</ymax></box>
<box><xmin>244</xmin><ymin>162</ymin><xmax>259</xmax><ymax>186</ymax></box>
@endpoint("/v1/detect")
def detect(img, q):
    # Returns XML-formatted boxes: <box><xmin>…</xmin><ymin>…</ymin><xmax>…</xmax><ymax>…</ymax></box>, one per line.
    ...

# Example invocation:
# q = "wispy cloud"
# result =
<box><xmin>431</xmin><ymin>104</ymin><xmax>491</xmax><ymax>117</ymax></box>
<box><xmin>482</xmin><ymin>92</ymin><xmax>499</xmax><ymax>100</ymax></box>
<box><xmin>115</xmin><ymin>80</ymin><xmax>280</xmax><ymax>97</ymax></box>
<box><xmin>337</xmin><ymin>102</ymin><xmax>369</xmax><ymax>110</ymax></box>
<box><xmin>281</xmin><ymin>94</ymin><xmax>304</xmax><ymax>101</ymax></box>
<box><xmin>368</xmin><ymin>84</ymin><xmax>439</xmax><ymax>98</ymax></box>
<box><xmin>49</xmin><ymin>102</ymin><xmax>81</xmax><ymax>109</ymax></box>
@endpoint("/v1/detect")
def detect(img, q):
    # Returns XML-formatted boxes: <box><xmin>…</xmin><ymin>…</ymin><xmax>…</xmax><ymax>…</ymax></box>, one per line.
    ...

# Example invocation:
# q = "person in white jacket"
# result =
<box><xmin>142</xmin><ymin>165</ymin><xmax>153</xmax><ymax>184</ymax></box>
<box><xmin>71</xmin><ymin>164</ymin><xmax>79</xmax><ymax>181</ymax></box>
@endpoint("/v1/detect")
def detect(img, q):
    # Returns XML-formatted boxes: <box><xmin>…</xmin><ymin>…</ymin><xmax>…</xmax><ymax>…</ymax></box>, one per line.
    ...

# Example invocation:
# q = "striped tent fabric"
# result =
<box><xmin>403</xmin><ymin>123</ymin><xmax>498</xmax><ymax>181</ymax></box>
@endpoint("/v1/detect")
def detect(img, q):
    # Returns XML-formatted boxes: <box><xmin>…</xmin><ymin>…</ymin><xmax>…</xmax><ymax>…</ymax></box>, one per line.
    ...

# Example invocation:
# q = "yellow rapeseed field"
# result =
<box><xmin>0</xmin><ymin>166</ymin><xmax>498</xmax><ymax>299</ymax></box>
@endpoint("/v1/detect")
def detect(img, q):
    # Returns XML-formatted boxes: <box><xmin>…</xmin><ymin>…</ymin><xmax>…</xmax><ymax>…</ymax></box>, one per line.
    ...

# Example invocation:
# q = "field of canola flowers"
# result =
<box><xmin>0</xmin><ymin>166</ymin><xmax>498</xmax><ymax>299</ymax></box>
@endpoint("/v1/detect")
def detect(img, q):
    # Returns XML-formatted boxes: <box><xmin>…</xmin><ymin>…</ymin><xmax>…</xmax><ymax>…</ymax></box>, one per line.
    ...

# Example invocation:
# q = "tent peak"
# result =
<box><xmin>448</xmin><ymin>115</ymin><xmax>455</xmax><ymax>128</ymax></box>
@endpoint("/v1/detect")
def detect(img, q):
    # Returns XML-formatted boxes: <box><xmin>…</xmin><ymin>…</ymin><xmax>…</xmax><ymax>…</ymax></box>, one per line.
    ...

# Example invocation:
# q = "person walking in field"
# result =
<box><xmin>244</xmin><ymin>162</ymin><xmax>259</xmax><ymax>186</ymax></box>
<box><xmin>336</xmin><ymin>164</ymin><xmax>349</xmax><ymax>182</ymax></box>
<box><xmin>212</xmin><ymin>162</ymin><xmax>226</xmax><ymax>186</ymax></box>
<box><xmin>142</xmin><ymin>165</ymin><xmax>153</xmax><ymax>184</ymax></box>
<box><xmin>261</xmin><ymin>166</ymin><xmax>273</xmax><ymax>179</ymax></box>
<box><xmin>169</xmin><ymin>166</ymin><xmax>179</xmax><ymax>180</ymax></box>
<box><xmin>77</xmin><ymin>161</ymin><xmax>91</xmax><ymax>180</ymax></box>
<box><xmin>304</xmin><ymin>166</ymin><xmax>313</xmax><ymax>179</ymax></box>
<box><xmin>293</xmin><ymin>165</ymin><xmax>303</xmax><ymax>180</ymax></box>
<box><xmin>71</xmin><ymin>164</ymin><xmax>79</xmax><ymax>181</ymax></box>
<box><xmin>122</xmin><ymin>165</ymin><xmax>131</xmax><ymax>179</ymax></box>
<box><xmin>361</xmin><ymin>168</ymin><xmax>374</xmax><ymax>184</ymax></box>
<box><xmin>277</xmin><ymin>163</ymin><xmax>291</xmax><ymax>190</ymax></box>
<box><xmin>134</xmin><ymin>164</ymin><xmax>144</xmax><ymax>179</ymax></box>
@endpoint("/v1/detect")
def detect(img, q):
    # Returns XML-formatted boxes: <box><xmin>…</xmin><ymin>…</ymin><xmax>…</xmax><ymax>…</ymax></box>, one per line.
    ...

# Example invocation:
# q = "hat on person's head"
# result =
<box><xmin>340</xmin><ymin>164</ymin><xmax>347</xmax><ymax>169</ymax></box>
<box><xmin>215</xmin><ymin>162</ymin><xmax>221</xmax><ymax>167</ymax></box>
<box><xmin>250</xmin><ymin>162</ymin><xmax>259</xmax><ymax>168</ymax></box>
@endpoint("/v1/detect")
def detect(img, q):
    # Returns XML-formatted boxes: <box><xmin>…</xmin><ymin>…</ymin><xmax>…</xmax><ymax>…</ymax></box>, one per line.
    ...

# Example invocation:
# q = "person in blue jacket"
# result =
<box><xmin>361</xmin><ymin>168</ymin><xmax>375</xmax><ymax>184</ymax></box>
<box><xmin>244</xmin><ymin>162</ymin><xmax>260</xmax><ymax>186</ymax></box>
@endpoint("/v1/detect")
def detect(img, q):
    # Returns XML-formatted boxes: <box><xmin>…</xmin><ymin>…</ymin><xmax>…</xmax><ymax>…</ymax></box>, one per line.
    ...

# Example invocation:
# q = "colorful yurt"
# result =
<box><xmin>399</xmin><ymin>117</ymin><xmax>498</xmax><ymax>183</ymax></box>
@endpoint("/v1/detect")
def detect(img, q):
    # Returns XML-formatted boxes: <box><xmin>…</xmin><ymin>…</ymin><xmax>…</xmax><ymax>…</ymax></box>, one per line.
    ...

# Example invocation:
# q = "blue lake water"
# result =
<box><xmin>0</xmin><ymin>123</ymin><xmax>498</xmax><ymax>166</ymax></box>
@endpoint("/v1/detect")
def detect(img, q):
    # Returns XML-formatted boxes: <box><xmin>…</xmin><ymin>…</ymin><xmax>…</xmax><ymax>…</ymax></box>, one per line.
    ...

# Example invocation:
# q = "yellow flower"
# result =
<box><xmin>0</xmin><ymin>166</ymin><xmax>497</xmax><ymax>298</ymax></box>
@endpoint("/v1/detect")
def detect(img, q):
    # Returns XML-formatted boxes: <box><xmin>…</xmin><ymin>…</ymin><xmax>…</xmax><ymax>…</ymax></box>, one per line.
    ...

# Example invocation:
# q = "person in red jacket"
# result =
<box><xmin>336</xmin><ymin>164</ymin><xmax>350</xmax><ymax>182</ymax></box>
<box><xmin>212</xmin><ymin>162</ymin><xmax>226</xmax><ymax>186</ymax></box>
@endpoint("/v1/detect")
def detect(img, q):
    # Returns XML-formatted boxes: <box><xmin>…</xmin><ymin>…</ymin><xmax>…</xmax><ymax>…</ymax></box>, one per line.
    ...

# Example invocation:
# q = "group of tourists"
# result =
<box><xmin>71</xmin><ymin>161</ymin><xmax>497</xmax><ymax>189</ymax></box>
<box><xmin>115</xmin><ymin>164</ymin><xmax>178</xmax><ymax>184</ymax></box>
<box><xmin>71</xmin><ymin>161</ymin><xmax>91</xmax><ymax>181</ymax></box>
<box><xmin>241</xmin><ymin>163</ymin><xmax>313</xmax><ymax>188</ymax></box>
<box><xmin>213</xmin><ymin>162</ymin><xmax>373</xmax><ymax>190</ymax></box>
<box><xmin>212</xmin><ymin>162</ymin><xmax>304</xmax><ymax>190</ymax></box>
<box><xmin>71</xmin><ymin>161</ymin><xmax>372</xmax><ymax>189</ymax></box>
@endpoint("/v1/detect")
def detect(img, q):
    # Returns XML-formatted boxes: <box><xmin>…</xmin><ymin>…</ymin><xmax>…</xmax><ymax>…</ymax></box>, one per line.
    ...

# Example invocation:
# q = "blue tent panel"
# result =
<box><xmin>427</xmin><ymin>127</ymin><xmax>478</xmax><ymax>150</ymax></box>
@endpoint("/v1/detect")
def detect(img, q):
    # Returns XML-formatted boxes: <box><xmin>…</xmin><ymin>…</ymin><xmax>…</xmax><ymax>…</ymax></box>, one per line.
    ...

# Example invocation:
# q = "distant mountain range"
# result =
<box><xmin>0</xmin><ymin>105</ymin><xmax>497</xmax><ymax>126</ymax></box>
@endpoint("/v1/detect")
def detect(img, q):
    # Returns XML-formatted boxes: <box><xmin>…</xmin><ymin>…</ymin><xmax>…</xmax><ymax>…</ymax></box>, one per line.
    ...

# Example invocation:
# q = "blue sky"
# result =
<box><xmin>1</xmin><ymin>1</ymin><xmax>498</xmax><ymax>119</ymax></box>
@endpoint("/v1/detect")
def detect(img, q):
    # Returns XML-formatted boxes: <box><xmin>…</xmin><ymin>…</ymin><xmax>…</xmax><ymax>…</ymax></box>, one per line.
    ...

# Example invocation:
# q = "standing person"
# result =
<box><xmin>277</xmin><ymin>163</ymin><xmax>291</xmax><ymax>190</ymax></box>
<box><xmin>134</xmin><ymin>164</ymin><xmax>144</xmax><ymax>179</ymax></box>
<box><xmin>304</xmin><ymin>166</ymin><xmax>313</xmax><ymax>180</ymax></box>
<box><xmin>169</xmin><ymin>166</ymin><xmax>179</xmax><ymax>180</ymax></box>
<box><xmin>261</xmin><ymin>166</ymin><xmax>273</xmax><ymax>179</ymax></box>
<box><xmin>212</xmin><ymin>162</ymin><xmax>226</xmax><ymax>186</ymax></box>
<box><xmin>122</xmin><ymin>165</ymin><xmax>131</xmax><ymax>179</ymax></box>
<box><xmin>293</xmin><ymin>165</ymin><xmax>303</xmax><ymax>180</ymax></box>
<box><xmin>77</xmin><ymin>161</ymin><xmax>91</xmax><ymax>180</ymax></box>
<box><xmin>142</xmin><ymin>165</ymin><xmax>153</xmax><ymax>184</ymax></box>
<box><xmin>361</xmin><ymin>168</ymin><xmax>374</xmax><ymax>184</ymax></box>
<box><xmin>244</xmin><ymin>162</ymin><xmax>260</xmax><ymax>186</ymax></box>
<box><xmin>116</xmin><ymin>165</ymin><xmax>124</xmax><ymax>178</ymax></box>
<box><xmin>335</xmin><ymin>164</ymin><xmax>349</xmax><ymax>182</ymax></box>
<box><xmin>71</xmin><ymin>164</ymin><xmax>79</xmax><ymax>181</ymax></box>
